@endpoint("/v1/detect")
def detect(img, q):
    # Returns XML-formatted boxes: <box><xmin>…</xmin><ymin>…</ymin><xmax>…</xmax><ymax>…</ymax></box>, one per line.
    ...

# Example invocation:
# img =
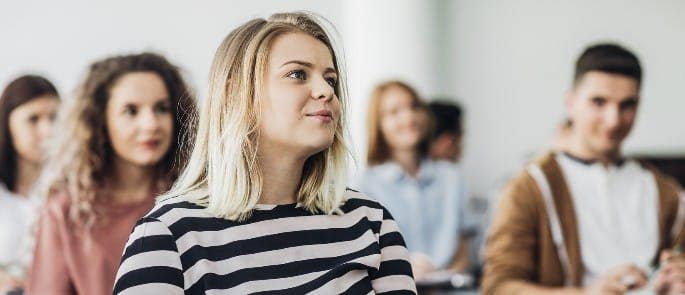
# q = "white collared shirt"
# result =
<box><xmin>556</xmin><ymin>153</ymin><xmax>659</xmax><ymax>285</ymax></box>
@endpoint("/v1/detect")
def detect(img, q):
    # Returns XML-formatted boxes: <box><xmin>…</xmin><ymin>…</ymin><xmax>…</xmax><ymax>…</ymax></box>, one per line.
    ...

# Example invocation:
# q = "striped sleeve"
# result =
<box><xmin>113</xmin><ymin>217</ymin><xmax>184</xmax><ymax>294</ymax></box>
<box><xmin>371</xmin><ymin>207</ymin><xmax>417</xmax><ymax>295</ymax></box>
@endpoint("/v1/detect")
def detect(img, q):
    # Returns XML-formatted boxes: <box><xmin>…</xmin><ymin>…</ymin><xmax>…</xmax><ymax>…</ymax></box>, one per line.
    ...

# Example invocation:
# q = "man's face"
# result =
<box><xmin>429</xmin><ymin>132</ymin><xmax>463</xmax><ymax>163</ymax></box>
<box><xmin>567</xmin><ymin>71</ymin><xmax>640</xmax><ymax>158</ymax></box>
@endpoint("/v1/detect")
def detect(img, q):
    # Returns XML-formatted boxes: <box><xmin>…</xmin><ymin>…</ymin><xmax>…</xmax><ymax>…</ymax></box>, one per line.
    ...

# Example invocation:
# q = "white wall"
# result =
<box><xmin>341</xmin><ymin>0</ymin><xmax>443</xmax><ymax>173</ymax></box>
<box><xmin>0</xmin><ymin>0</ymin><xmax>342</xmax><ymax>101</ymax></box>
<box><xmin>450</xmin><ymin>0</ymin><xmax>685</xmax><ymax>196</ymax></box>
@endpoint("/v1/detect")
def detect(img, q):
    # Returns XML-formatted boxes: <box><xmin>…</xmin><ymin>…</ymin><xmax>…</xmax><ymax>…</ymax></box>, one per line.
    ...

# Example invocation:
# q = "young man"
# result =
<box><xmin>483</xmin><ymin>44</ymin><xmax>685</xmax><ymax>294</ymax></box>
<box><xmin>428</xmin><ymin>101</ymin><xmax>464</xmax><ymax>163</ymax></box>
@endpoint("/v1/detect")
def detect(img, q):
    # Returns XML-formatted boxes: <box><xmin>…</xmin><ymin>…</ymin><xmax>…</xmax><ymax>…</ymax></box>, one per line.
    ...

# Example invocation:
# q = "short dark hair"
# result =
<box><xmin>428</xmin><ymin>100</ymin><xmax>463</xmax><ymax>139</ymax></box>
<box><xmin>574</xmin><ymin>43</ymin><xmax>642</xmax><ymax>87</ymax></box>
<box><xmin>0</xmin><ymin>75</ymin><xmax>59</xmax><ymax>190</ymax></box>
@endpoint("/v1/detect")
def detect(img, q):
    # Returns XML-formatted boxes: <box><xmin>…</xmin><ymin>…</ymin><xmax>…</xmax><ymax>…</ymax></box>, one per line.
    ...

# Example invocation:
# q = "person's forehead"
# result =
<box><xmin>268</xmin><ymin>32</ymin><xmax>334</xmax><ymax>68</ymax></box>
<box><xmin>381</xmin><ymin>88</ymin><xmax>414</xmax><ymax>107</ymax></box>
<box><xmin>110</xmin><ymin>73</ymin><xmax>169</xmax><ymax>101</ymax></box>
<box><xmin>577</xmin><ymin>71</ymin><xmax>639</xmax><ymax>99</ymax></box>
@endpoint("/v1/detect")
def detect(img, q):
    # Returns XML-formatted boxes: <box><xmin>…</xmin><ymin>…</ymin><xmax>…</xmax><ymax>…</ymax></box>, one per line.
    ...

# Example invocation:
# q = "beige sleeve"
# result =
<box><xmin>482</xmin><ymin>171</ymin><xmax>542</xmax><ymax>295</ymax></box>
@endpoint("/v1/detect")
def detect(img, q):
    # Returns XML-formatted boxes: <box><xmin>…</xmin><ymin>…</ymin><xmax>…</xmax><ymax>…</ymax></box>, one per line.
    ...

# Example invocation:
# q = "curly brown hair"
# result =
<box><xmin>39</xmin><ymin>52</ymin><xmax>197</xmax><ymax>226</ymax></box>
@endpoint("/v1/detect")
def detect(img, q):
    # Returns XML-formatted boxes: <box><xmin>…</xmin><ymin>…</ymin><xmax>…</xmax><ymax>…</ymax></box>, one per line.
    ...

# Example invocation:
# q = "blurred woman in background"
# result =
<box><xmin>27</xmin><ymin>53</ymin><xmax>197</xmax><ymax>295</ymax></box>
<box><xmin>0</xmin><ymin>75</ymin><xmax>60</xmax><ymax>294</ymax></box>
<box><xmin>358</xmin><ymin>81</ymin><xmax>473</xmax><ymax>279</ymax></box>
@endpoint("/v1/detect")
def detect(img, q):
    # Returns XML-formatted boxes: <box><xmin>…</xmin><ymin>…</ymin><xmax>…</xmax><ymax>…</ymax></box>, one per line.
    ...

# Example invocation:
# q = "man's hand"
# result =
<box><xmin>655</xmin><ymin>250</ymin><xmax>685</xmax><ymax>295</ymax></box>
<box><xmin>584</xmin><ymin>264</ymin><xmax>647</xmax><ymax>295</ymax></box>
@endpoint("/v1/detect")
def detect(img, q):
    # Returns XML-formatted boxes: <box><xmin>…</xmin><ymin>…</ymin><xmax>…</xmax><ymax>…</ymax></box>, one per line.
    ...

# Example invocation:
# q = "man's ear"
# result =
<box><xmin>565</xmin><ymin>90</ymin><xmax>575</xmax><ymax>117</ymax></box>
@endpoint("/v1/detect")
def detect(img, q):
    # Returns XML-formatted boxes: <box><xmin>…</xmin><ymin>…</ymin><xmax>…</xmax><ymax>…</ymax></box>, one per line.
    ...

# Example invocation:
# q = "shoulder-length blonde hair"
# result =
<box><xmin>38</xmin><ymin>53</ymin><xmax>197</xmax><ymax>226</ymax></box>
<box><xmin>366</xmin><ymin>80</ymin><xmax>428</xmax><ymax>166</ymax></box>
<box><xmin>160</xmin><ymin>12</ymin><xmax>350</xmax><ymax>221</ymax></box>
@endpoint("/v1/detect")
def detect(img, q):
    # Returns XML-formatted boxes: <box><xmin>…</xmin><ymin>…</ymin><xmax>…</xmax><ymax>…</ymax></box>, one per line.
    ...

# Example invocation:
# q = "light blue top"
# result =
<box><xmin>356</xmin><ymin>159</ymin><xmax>471</xmax><ymax>268</ymax></box>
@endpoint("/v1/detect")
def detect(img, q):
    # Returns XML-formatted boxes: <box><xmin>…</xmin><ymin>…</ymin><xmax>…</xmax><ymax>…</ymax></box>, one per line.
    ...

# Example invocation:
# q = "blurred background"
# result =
<box><xmin>2</xmin><ymin>0</ymin><xmax>685</xmax><ymax>200</ymax></box>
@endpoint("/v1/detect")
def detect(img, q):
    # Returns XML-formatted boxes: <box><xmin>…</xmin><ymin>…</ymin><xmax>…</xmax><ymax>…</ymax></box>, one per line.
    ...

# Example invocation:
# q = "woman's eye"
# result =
<box><xmin>28</xmin><ymin>115</ymin><xmax>39</xmax><ymax>124</ymax></box>
<box><xmin>123</xmin><ymin>105</ymin><xmax>137</xmax><ymax>116</ymax></box>
<box><xmin>325</xmin><ymin>77</ymin><xmax>337</xmax><ymax>87</ymax></box>
<box><xmin>287</xmin><ymin>70</ymin><xmax>307</xmax><ymax>81</ymax></box>
<box><xmin>155</xmin><ymin>103</ymin><xmax>171</xmax><ymax>113</ymax></box>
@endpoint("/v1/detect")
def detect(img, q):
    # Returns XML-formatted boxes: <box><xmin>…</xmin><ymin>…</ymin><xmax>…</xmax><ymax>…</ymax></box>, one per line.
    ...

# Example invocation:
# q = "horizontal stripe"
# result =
<box><xmin>121</xmin><ymin>234</ymin><xmax>178</xmax><ymax>263</ymax></box>
<box><xmin>113</xmin><ymin>266</ymin><xmax>183</xmax><ymax>294</ymax></box>
<box><xmin>117</xmin><ymin>250</ymin><xmax>181</xmax><ymax>282</ymax></box>
<box><xmin>309</xmin><ymin>269</ymin><xmax>370</xmax><ymax>294</ymax></box>
<box><xmin>179</xmin><ymin>216</ymin><xmax>373</xmax><ymax>270</ymax></box>
<box><xmin>251</xmin><ymin>262</ymin><xmax>373</xmax><ymax>294</ymax></box>
<box><xmin>117</xmin><ymin>283</ymin><xmax>183</xmax><ymax>295</ymax></box>
<box><xmin>123</xmin><ymin>217</ymin><xmax>173</xmax><ymax>249</ymax></box>
<box><xmin>340</xmin><ymin>274</ymin><xmax>373</xmax><ymax>295</ymax></box>
<box><xmin>379</xmin><ymin>231</ymin><xmax>407</xmax><ymax>248</ymax></box>
<box><xmin>186</xmin><ymin>244</ymin><xmax>380</xmax><ymax>293</ymax></box>
<box><xmin>113</xmin><ymin>196</ymin><xmax>416</xmax><ymax>294</ymax></box>
<box><xmin>374</xmin><ymin>259</ymin><xmax>414</xmax><ymax>279</ymax></box>
<box><xmin>373</xmin><ymin>275</ymin><xmax>417</xmax><ymax>294</ymax></box>
<box><xmin>173</xmin><ymin>204</ymin><xmax>383</xmax><ymax>254</ymax></box>
<box><xmin>184</xmin><ymin>228</ymin><xmax>378</xmax><ymax>287</ymax></box>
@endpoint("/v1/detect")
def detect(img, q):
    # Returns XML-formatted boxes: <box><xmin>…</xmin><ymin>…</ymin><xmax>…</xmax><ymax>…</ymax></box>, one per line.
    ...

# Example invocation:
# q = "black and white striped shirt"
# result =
<box><xmin>113</xmin><ymin>190</ymin><xmax>417</xmax><ymax>294</ymax></box>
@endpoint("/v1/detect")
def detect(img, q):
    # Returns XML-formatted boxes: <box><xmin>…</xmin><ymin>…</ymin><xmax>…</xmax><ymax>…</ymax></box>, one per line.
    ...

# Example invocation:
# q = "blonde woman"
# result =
<box><xmin>27</xmin><ymin>53</ymin><xmax>197</xmax><ymax>295</ymax></box>
<box><xmin>113</xmin><ymin>12</ymin><xmax>416</xmax><ymax>294</ymax></box>
<box><xmin>357</xmin><ymin>81</ymin><xmax>473</xmax><ymax>280</ymax></box>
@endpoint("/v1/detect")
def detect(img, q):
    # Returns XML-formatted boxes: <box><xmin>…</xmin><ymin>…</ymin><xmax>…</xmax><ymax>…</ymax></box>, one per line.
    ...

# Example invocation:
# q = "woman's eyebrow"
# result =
<box><xmin>280</xmin><ymin>60</ymin><xmax>336</xmax><ymax>74</ymax></box>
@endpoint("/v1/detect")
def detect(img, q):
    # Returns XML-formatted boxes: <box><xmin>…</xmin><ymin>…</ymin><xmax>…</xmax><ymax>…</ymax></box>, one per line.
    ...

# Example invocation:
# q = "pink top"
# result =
<box><xmin>27</xmin><ymin>191</ymin><xmax>155</xmax><ymax>295</ymax></box>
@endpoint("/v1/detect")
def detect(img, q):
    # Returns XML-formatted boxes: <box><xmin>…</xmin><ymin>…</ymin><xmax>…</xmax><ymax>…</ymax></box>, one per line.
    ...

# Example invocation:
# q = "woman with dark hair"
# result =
<box><xmin>26</xmin><ymin>53</ymin><xmax>197</xmax><ymax>295</ymax></box>
<box><xmin>0</xmin><ymin>75</ymin><xmax>59</xmax><ymax>294</ymax></box>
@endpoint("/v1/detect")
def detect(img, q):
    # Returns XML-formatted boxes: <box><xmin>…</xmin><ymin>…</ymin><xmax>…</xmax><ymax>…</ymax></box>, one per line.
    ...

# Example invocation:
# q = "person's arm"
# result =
<box><xmin>113</xmin><ymin>217</ymin><xmax>184</xmax><ymax>295</ymax></box>
<box><xmin>26</xmin><ymin>201</ymin><xmax>75</xmax><ymax>295</ymax></box>
<box><xmin>482</xmin><ymin>172</ymin><xmax>583</xmax><ymax>295</ymax></box>
<box><xmin>370</xmin><ymin>206</ymin><xmax>417</xmax><ymax>295</ymax></box>
<box><xmin>449</xmin><ymin>171</ymin><xmax>473</xmax><ymax>273</ymax></box>
<box><xmin>448</xmin><ymin>235</ymin><xmax>472</xmax><ymax>272</ymax></box>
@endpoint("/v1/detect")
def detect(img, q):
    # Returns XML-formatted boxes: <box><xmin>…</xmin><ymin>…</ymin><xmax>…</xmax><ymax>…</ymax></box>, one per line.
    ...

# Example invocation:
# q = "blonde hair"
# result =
<box><xmin>160</xmin><ymin>12</ymin><xmax>350</xmax><ymax>221</ymax></box>
<box><xmin>366</xmin><ymin>80</ymin><xmax>426</xmax><ymax>166</ymax></box>
<box><xmin>38</xmin><ymin>53</ymin><xmax>197</xmax><ymax>227</ymax></box>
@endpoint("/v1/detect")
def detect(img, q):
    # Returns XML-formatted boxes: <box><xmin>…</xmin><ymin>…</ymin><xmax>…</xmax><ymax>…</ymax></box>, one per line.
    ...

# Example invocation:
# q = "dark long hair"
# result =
<box><xmin>0</xmin><ymin>75</ymin><xmax>59</xmax><ymax>191</ymax></box>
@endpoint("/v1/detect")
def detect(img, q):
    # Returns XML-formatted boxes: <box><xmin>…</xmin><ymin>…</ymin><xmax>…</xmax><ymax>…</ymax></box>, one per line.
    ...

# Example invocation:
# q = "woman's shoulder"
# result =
<box><xmin>340</xmin><ymin>189</ymin><xmax>389</xmax><ymax>215</ymax></box>
<box><xmin>144</xmin><ymin>195</ymin><xmax>210</xmax><ymax>224</ymax></box>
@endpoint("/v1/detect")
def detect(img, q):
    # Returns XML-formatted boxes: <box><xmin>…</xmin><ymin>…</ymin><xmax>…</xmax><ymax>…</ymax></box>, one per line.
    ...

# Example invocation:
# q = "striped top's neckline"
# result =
<box><xmin>253</xmin><ymin>202</ymin><xmax>299</xmax><ymax>210</ymax></box>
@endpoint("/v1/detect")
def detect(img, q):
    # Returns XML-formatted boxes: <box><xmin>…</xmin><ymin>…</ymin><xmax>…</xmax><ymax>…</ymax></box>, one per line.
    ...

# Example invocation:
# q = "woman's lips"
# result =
<box><xmin>306</xmin><ymin>110</ymin><xmax>333</xmax><ymax>123</ymax></box>
<box><xmin>139</xmin><ymin>139</ymin><xmax>161</xmax><ymax>149</ymax></box>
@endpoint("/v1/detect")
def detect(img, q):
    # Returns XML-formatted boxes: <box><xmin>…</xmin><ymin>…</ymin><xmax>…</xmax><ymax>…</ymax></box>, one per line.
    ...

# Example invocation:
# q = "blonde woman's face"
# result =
<box><xmin>8</xmin><ymin>95</ymin><xmax>59</xmax><ymax>164</ymax></box>
<box><xmin>379</xmin><ymin>86</ymin><xmax>425</xmax><ymax>152</ymax></box>
<box><xmin>106</xmin><ymin>72</ymin><xmax>173</xmax><ymax>168</ymax></box>
<box><xmin>259</xmin><ymin>32</ymin><xmax>341</xmax><ymax>157</ymax></box>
